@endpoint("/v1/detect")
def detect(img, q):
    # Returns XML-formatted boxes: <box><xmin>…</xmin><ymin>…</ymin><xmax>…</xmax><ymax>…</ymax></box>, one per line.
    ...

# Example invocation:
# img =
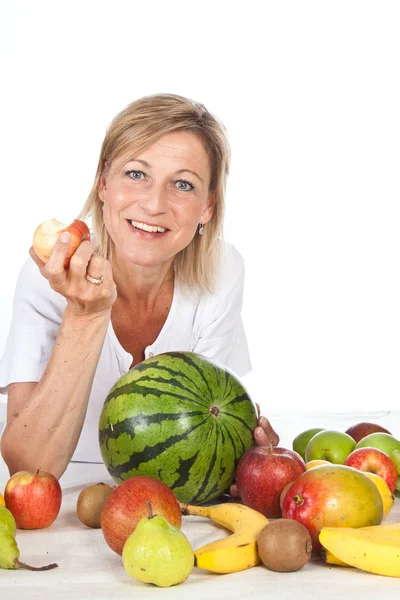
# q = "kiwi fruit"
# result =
<box><xmin>257</xmin><ymin>519</ymin><xmax>312</xmax><ymax>572</ymax></box>
<box><xmin>76</xmin><ymin>482</ymin><xmax>114</xmax><ymax>528</ymax></box>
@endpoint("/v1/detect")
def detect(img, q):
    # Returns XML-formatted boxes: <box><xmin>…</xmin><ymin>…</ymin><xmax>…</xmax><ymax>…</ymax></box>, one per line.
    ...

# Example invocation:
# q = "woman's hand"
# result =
<box><xmin>229</xmin><ymin>403</ymin><xmax>280</xmax><ymax>499</ymax></box>
<box><xmin>29</xmin><ymin>231</ymin><xmax>117</xmax><ymax>317</ymax></box>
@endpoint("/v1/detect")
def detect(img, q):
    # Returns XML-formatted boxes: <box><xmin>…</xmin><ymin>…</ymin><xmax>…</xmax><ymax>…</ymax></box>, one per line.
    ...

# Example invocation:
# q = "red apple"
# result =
<box><xmin>344</xmin><ymin>447</ymin><xmax>397</xmax><ymax>493</ymax></box>
<box><xmin>32</xmin><ymin>218</ymin><xmax>90</xmax><ymax>267</ymax></box>
<box><xmin>4</xmin><ymin>469</ymin><xmax>62</xmax><ymax>529</ymax></box>
<box><xmin>100</xmin><ymin>476</ymin><xmax>182</xmax><ymax>555</ymax></box>
<box><xmin>273</xmin><ymin>447</ymin><xmax>306</xmax><ymax>471</ymax></box>
<box><xmin>235</xmin><ymin>446</ymin><xmax>306</xmax><ymax>518</ymax></box>
<box><xmin>281</xmin><ymin>465</ymin><xmax>383</xmax><ymax>552</ymax></box>
<box><xmin>345</xmin><ymin>422</ymin><xmax>391</xmax><ymax>443</ymax></box>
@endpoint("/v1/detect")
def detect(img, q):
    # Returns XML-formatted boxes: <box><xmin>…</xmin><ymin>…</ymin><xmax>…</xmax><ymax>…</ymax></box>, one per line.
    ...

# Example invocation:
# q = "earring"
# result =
<box><xmin>199</xmin><ymin>223</ymin><xmax>204</xmax><ymax>235</ymax></box>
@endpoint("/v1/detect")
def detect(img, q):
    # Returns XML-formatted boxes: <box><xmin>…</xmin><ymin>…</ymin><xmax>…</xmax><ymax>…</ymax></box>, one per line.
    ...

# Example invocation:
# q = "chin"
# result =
<box><xmin>124</xmin><ymin>249</ymin><xmax>174</xmax><ymax>268</ymax></box>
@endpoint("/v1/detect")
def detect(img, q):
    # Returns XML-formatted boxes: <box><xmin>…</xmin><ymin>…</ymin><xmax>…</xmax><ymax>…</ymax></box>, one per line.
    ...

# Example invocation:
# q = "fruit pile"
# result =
<box><xmin>1</xmin><ymin>349</ymin><xmax>400</xmax><ymax>584</ymax></box>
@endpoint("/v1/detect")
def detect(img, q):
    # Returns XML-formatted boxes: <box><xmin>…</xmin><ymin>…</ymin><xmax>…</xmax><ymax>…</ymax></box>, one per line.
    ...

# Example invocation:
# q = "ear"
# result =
<box><xmin>201</xmin><ymin>191</ymin><xmax>216</xmax><ymax>224</ymax></box>
<box><xmin>98</xmin><ymin>170</ymin><xmax>108</xmax><ymax>202</ymax></box>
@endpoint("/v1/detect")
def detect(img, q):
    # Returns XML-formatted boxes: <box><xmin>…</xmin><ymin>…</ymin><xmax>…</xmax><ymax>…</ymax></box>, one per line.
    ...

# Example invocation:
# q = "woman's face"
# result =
<box><xmin>99</xmin><ymin>131</ymin><xmax>214</xmax><ymax>268</ymax></box>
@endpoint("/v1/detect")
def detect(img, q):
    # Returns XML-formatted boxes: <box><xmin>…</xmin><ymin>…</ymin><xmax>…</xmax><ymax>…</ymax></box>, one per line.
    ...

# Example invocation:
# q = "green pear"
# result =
<box><xmin>122</xmin><ymin>502</ymin><xmax>194</xmax><ymax>587</ymax></box>
<box><xmin>0</xmin><ymin>505</ymin><xmax>58</xmax><ymax>571</ymax></box>
<box><xmin>0</xmin><ymin>533</ymin><xmax>20</xmax><ymax>569</ymax></box>
<box><xmin>0</xmin><ymin>505</ymin><xmax>17</xmax><ymax>537</ymax></box>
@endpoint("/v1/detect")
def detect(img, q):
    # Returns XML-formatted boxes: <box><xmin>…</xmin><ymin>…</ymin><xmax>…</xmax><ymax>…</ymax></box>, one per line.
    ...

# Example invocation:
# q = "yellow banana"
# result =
<box><xmin>362</xmin><ymin>522</ymin><xmax>400</xmax><ymax>534</ymax></box>
<box><xmin>319</xmin><ymin>527</ymin><xmax>400</xmax><ymax>577</ymax></box>
<box><xmin>321</xmin><ymin>522</ymin><xmax>400</xmax><ymax>567</ymax></box>
<box><xmin>321</xmin><ymin>549</ymin><xmax>348</xmax><ymax>567</ymax></box>
<box><xmin>180</xmin><ymin>502</ymin><xmax>268</xmax><ymax>574</ymax></box>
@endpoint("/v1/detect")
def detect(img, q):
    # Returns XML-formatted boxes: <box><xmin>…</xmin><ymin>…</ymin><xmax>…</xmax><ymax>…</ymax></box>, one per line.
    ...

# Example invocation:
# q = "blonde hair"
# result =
<box><xmin>79</xmin><ymin>93</ymin><xmax>231</xmax><ymax>292</ymax></box>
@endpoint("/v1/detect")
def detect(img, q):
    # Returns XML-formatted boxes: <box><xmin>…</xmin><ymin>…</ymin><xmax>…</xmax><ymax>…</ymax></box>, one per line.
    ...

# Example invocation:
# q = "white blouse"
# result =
<box><xmin>0</xmin><ymin>241</ymin><xmax>251</xmax><ymax>462</ymax></box>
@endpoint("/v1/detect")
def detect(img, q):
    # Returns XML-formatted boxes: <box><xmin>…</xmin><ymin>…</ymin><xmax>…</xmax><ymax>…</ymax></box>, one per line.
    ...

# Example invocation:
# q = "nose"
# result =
<box><xmin>139</xmin><ymin>185</ymin><xmax>169</xmax><ymax>214</ymax></box>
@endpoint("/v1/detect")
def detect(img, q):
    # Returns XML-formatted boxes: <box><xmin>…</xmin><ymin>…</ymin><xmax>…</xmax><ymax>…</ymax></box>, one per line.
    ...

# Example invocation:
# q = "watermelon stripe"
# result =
<box><xmin>192</xmin><ymin>423</ymin><xmax>219</xmax><ymax>502</ymax></box>
<box><xmin>139</xmin><ymin>362</ymin><xmax>209</xmax><ymax>397</ymax></box>
<box><xmin>169</xmin><ymin>453</ymin><xmax>199</xmax><ymax>490</ymax></box>
<box><xmin>220</xmin><ymin>409</ymin><xmax>255</xmax><ymax>434</ymax></box>
<box><xmin>104</xmin><ymin>378</ymin><xmax>206</xmax><ymax>409</ymax></box>
<box><xmin>220</xmin><ymin>416</ymin><xmax>247</xmax><ymax>456</ymax></box>
<box><xmin>107</xmin><ymin>415</ymin><xmax>210</xmax><ymax>478</ymax></box>
<box><xmin>219</xmin><ymin>418</ymin><xmax>240</xmax><ymax>463</ymax></box>
<box><xmin>169</xmin><ymin>352</ymin><xmax>215</xmax><ymax>399</ymax></box>
<box><xmin>99</xmin><ymin>409</ymin><xmax>206</xmax><ymax>446</ymax></box>
<box><xmin>104</xmin><ymin>387</ymin><xmax>208</xmax><ymax>419</ymax></box>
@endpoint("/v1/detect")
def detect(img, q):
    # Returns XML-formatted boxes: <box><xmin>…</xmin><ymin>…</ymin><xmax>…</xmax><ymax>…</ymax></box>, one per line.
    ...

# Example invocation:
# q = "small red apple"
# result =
<box><xmin>344</xmin><ymin>447</ymin><xmax>398</xmax><ymax>493</ymax></box>
<box><xmin>100</xmin><ymin>476</ymin><xmax>182</xmax><ymax>555</ymax></box>
<box><xmin>32</xmin><ymin>218</ymin><xmax>90</xmax><ymax>267</ymax></box>
<box><xmin>4</xmin><ymin>469</ymin><xmax>62</xmax><ymax>529</ymax></box>
<box><xmin>235</xmin><ymin>446</ymin><xmax>306</xmax><ymax>518</ymax></box>
<box><xmin>345</xmin><ymin>422</ymin><xmax>391</xmax><ymax>443</ymax></box>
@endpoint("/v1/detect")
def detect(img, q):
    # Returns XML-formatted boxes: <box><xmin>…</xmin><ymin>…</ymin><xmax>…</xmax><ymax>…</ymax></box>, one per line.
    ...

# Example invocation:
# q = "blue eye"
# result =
<box><xmin>127</xmin><ymin>170</ymin><xmax>145</xmax><ymax>180</ymax></box>
<box><xmin>176</xmin><ymin>179</ymin><xmax>195</xmax><ymax>191</ymax></box>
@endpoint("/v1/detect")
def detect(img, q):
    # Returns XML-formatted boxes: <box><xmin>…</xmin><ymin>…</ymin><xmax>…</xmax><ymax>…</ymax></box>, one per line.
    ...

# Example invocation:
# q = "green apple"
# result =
<box><xmin>355</xmin><ymin>433</ymin><xmax>400</xmax><ymax>457</ymax></box>
<box><xmin>305</xmin><ymin>430</ymin><xmax>356</xmax><ymax>464</ymax></box>
<box><xmin>391</xmin><ymin>449</ymin><xmax>400</xmax><ymax>476</ymax></box>
<box><xmin>292</xmin><ymin>428</ymin><xmax>325</xmax><ymax>460</ymax></box>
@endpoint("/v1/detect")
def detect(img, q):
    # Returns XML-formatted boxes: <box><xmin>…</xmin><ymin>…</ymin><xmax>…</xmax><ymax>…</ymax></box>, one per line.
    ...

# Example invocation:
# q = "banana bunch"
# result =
<box><xmin>180</xmin><ymin>502</ymin><xmax>268</xmax><ymax>574</ymax></box>
<box><xmin>320</xmin><ymin>522</ymin><xmax>400</xmax><ymax>577</ymax></box>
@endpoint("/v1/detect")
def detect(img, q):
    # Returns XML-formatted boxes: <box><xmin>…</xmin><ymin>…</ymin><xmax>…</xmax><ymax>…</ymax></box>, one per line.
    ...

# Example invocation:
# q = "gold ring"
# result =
<box><xmin>85</xmin><ymin>273</ymin><xmax>104</xmax><ymax>285</ymax></box>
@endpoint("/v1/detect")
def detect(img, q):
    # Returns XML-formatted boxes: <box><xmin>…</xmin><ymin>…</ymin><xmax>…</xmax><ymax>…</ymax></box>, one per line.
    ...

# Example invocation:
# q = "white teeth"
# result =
<box><xmin>129</xmin><ymin>220</ymin><xmax>166</xmax><ymax>233</ymax></box>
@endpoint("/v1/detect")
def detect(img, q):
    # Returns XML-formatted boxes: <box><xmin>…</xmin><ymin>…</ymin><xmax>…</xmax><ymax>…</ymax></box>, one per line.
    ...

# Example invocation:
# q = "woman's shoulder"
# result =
<box><xmin>214</xmin><ymin>239</ymin><xmax>245</xmax><ymax>290</ymax></box>
<box><xmin>219</xmin><ymin>239</ymin><xmax>244</xmax><ymax>269</ymax></box>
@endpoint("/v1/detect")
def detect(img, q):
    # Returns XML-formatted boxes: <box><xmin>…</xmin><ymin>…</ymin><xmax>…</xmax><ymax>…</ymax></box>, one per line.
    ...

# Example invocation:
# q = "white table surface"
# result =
<box><xmin>0</xmin><ymin>457</ymin><xmax>399</xmax><ymax>599</ymax></box>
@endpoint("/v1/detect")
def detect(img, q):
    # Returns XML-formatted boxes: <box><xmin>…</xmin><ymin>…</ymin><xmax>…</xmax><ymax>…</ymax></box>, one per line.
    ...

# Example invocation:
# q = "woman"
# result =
<box><xmin>0</xmin><ymin>93</ymin><xmax>278</xmax><ymax>482</ymax></box>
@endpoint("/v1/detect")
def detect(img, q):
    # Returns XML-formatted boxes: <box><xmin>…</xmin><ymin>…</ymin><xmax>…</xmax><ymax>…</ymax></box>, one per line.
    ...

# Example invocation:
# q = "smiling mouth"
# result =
<box><xmin>127</xmin><ymin>219</ymin><xmax>168</xmax><ymax>233</ymax></box>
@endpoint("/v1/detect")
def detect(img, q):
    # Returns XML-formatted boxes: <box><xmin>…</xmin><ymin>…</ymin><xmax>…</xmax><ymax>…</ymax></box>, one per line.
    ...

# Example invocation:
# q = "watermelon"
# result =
<box><xmin>99</xmin><ymin>351</ymin><xmax>257</xmax><ymax>504</ymax></box>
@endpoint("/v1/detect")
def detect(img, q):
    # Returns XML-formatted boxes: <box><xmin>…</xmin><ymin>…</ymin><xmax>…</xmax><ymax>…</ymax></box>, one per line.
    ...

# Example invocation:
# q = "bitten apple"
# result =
<box><xmin>32</xmin><ymin>218</ymin><xmax>90</xmax><ymax>267</ymax></box>
<box><xmin>4</xmin><ymin>469</ymin><xmax>62</xmax><ymax>529</ymax></box>
<box><xmin>235</xmin><ymin>446</ymin><xmax>306</xmax><ymax>518</ymax></box>
<box><xmin>345</xmin><ymin>422</ymin><xmax>392</xmax><ymax>443</ymax></box>
<box><xmin>100</xmin><ymin>476</ymin><xmax>182</xmax><ymax>555</ymax></box>
<box><xmin>344</xmin><ymin>447</ymin><xmax>398</xmax><ymax>494</ymax></box>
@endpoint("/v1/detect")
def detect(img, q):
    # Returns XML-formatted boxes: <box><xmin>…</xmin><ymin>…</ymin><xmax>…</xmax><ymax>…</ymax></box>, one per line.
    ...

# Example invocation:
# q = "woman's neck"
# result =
<box><xmin>111</xmin><ymin>254</ymin><xmax>175</xmax><ymax>307</ymax></box>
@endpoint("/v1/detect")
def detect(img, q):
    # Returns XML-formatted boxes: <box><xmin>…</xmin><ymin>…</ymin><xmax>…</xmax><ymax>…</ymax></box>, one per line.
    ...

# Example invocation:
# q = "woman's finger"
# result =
<box><xmin>85</xmin><ymin>253</ymin><xmax>106</xmax><ymax>282</ymax></box>
<box><xmin>229</xmin><ymin>483</ymin><xmax>241</xmax><ymax>499</ymax></box>
<box><xmin>67</xmin><ymin>239</ymin><xmax>96</xmax><ymax>278</ymax></box>
<box><xmin>254</xmin><ymin>417</ymin><xmax>280</xmax><ymax>447</ymax></box>
<box><xmin>42</xmin><ymin>233</ymin><xmax>71</xmax><ymax>288</ymax></box>
<box><xmin>255</xmin><ymin>402</ymin><xmax>261</xmax><ymax>420</ymax></box>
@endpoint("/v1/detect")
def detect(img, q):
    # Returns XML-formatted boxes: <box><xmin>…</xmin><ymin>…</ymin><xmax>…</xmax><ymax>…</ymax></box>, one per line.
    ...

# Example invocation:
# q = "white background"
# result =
<box><xmin>1</xmin><ymin>1</ymin><xmax>399</xmax><ymax>422</ymax></box>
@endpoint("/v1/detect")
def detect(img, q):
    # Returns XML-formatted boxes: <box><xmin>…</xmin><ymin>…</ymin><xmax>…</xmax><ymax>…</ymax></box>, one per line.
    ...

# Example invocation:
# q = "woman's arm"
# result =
<box><xmin>1</xmin><ymin>233</ymin><xmax>116</xmax><ymax>478</ymax></box>
<box><xmin>1</xmin><ymin>308</ymin><xmax>110</xmax><ymax>478</ymax></box>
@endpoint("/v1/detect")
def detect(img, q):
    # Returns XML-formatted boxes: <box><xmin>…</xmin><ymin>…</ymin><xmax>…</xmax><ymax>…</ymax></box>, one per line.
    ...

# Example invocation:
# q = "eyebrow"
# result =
<box><xmin>126</xmin><ymin>158</ymin><xmax>203</xmax><ymax>182</ymax></box>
